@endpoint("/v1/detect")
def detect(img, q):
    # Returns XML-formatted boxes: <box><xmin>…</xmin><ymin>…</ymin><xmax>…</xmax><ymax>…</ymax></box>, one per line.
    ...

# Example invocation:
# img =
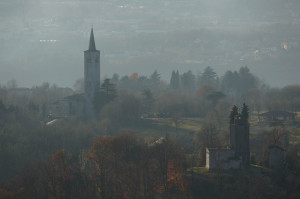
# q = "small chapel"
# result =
<box><xmin>49</xmin><ymin>28</ymin><xmax>100</xmax><ymax>117</ymax></box>
<box><xmin>206</xmin><ymin>105</ymin><xmax>250</xmax><ymax>170</ymax></box>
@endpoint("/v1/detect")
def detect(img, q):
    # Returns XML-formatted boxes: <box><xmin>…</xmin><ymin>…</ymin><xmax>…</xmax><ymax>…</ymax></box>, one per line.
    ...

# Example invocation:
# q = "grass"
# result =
<box><xmin>249</xmin><ymin>113</ymin><xmax>260</xmax><ymax>125</ymax></box>
<box><xmin>289</xmin><ymin>127</ymin><xmax>300</xmax><ymax>145</ymax></box>
<box><xmin>118</xmin><ymin>117</ymin><xmax>206</xmax><ymax>146</ymax></box>
<box><xmin>249</xmin><ymin>164</ymin><xmax>272</xmax><ymax>172</ymax></box>
<box><xmin>145</xmin><ymin>117</ymin><xmax>205</xmax><ymax>132</ymax></box>
<box><xmin>187</xmin><ymin>167</ymin><xmax>209</xmax><ymax>174</ymax></box>
<box><xmin>119</xmin><ymin>115</ymin><xmax>300</xmax><ymax>147</ymax></box>
<box><xmin>138</xmin><ymin>117</ymin><xmax>205</xmax><ymax>136</ymax></box>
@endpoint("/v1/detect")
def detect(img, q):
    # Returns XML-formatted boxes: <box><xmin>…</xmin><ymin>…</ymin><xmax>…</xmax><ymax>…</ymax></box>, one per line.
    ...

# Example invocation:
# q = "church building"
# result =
<box><xmin>49</xmin><ymin>28</ymin><xmax>100</xmax><ymax>117</ymax></box>
<box><xmin>206</xmin><ymin>106</ymin><xmax>250</xmax><ymax>170</ymax></box>
<box><xmin>84</xmin><ymin>28</ymin><xmax>100</xmax><ymax>115</ymax></box>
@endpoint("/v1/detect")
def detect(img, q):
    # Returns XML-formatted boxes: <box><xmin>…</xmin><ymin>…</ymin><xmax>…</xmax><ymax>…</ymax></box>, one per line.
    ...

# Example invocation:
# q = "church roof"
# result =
<box><xmin>88</xmin><ymin>28</ymin><xmax>96</xmax><ymax>51</ymax></box>
<box><xmin>51</xmin><ymin>93</ymin><xmax>85</xmax><ymax>104</ymax></box>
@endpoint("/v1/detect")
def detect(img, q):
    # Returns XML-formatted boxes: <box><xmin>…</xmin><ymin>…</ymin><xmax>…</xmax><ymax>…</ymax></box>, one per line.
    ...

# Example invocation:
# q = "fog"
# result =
<box><xmin>1</xmin><ymin>0</ymin><xmax>300</xmax><ymax>88</ymax></box>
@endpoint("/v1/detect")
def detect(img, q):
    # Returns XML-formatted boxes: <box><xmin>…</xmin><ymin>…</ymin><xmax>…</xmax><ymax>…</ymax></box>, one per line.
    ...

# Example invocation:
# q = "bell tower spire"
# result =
<box><xmin>88</xmin><ymin>28</ymin><xmax>96</xmax><ymax>51</ymax></box>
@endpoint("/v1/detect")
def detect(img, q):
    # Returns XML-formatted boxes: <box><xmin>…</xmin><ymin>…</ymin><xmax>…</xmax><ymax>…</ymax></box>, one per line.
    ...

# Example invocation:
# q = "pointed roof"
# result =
<box><xmin>88</xmin><ymin>28</ymin><xmax>96</xmax><ymax>51</ymax></box>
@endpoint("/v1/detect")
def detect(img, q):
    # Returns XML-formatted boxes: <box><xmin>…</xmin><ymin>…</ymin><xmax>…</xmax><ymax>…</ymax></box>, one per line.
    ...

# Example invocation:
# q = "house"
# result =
<box><xmin>269</xmin><ymin>145</ymin><xmax>285</xmax><ymax>169</ymax></box>
<box><xmin>206</xmin><ymin>147</ymin><xmax>242</xmax><ymax>170</ymax></box>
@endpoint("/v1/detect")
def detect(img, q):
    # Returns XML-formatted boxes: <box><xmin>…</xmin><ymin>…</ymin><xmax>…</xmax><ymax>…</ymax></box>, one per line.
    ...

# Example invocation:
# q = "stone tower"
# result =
<box><xmin>84</xmin><ymin>28</ymin><xmax>100</xmax><ymax>115</ymax></box>
<box><xmin>230</xmin><ymin>115</ymin><xmax>250</xmax><ymax>166</ymax></box>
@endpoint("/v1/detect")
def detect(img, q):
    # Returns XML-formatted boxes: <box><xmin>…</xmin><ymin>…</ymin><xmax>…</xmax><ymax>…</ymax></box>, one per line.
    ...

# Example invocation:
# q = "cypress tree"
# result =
<box><xmin>170</xmin><ymin>70</ymin><xmax>176</xmax><ymax>89</ymax></box>
<box><xmin>230</xmin><ymin>105</ymin><xmax>239</xmax><ymax>124</ymax></box>
<box><xmin>241</xmin><ymin>103</ymin><xmax>249</xmax><ymax>123</ymax></box>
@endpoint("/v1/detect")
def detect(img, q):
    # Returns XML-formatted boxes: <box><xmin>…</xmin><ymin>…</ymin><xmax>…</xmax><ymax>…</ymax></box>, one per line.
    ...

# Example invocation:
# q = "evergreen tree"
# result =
<box><xmin>141</xmin><ymin>88</ymin><xmax>155</xmax><ymax>113</ymax></box>
<box><xmin>175</xmin><ymin>70</ymin><xmax>180</xmax><ymax>89</ymax></box>
<box><xmin>201</xmin><ymin>66</ymin><xmax>217</xmax><ymax>86</ymax></box>
<box><xmin>111</xmin><ymin>73</ymin><xmax>120</xmax><ymax>84</ymax></box>
<box><xmin>230</xmin><ymin>105</ymin><xmax>239</xmax><ymax>124</ymax></box>
<box><xmin>238</xmin><ymin>66</ymin><xmax>256</xmax><ymax>93</ymax></box>
<box><xmin>150</xmin><ymin>70</ymin><xmax>160</xmax><ymax>84</ymax></box>
<box><xmin>181</xmin><ymin>70</ymin><xmax>195</xmax><ymax>91</ymax></box>
<box><xmin>170</xmin><ymin>70</ymin><xmax>176</xmax><ymax>89</ymax></box>
<box><xmin>222</xmin><ymin>70</ymin><xmax>237</xmax><ymax>95</ymax></box>
<box><xmin>94</xmin><ymin>79</ymin><xmax>117</xmax><ymax>115</ymax></box>
<box><xmin>241</xmin><ymin>103</ymin><xmax>249</xmax><ymax>123</ymax></box>
<box><xmin>150</xmin><ymin>70</ymin><xmax>161</xmax><ymax>90</ymax></box>
<box><xmin>100</xmin><ymin>79</ymin><xmax>117</xmax><ymax>98</ymax></box>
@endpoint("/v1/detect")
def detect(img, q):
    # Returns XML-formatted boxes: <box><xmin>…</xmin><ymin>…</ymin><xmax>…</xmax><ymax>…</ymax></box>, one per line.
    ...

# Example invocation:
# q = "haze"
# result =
<box><xmin>1</xmin><ymin>0</ymin><xmax>300</xmax><ymax>88</ymax></box>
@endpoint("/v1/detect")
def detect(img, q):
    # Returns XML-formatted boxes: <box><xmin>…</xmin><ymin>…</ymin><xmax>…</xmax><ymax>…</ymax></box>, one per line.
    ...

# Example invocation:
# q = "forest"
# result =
<box><xmin>0</xmin><ymin>66</ymin><xmax>299</xmax><ymax>198</ymax></box>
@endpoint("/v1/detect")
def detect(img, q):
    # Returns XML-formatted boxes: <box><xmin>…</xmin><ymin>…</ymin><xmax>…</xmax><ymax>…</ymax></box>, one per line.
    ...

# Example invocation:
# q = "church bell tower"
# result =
<box><xmin>84</xmin><ymin>28</ymin><xmax>100</xmax><ymax>115</ymax></box>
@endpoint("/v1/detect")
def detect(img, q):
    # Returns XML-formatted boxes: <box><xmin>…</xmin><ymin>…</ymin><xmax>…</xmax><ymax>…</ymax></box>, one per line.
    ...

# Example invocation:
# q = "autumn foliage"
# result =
<box><xmin>86</xmin><ymin>134</ymin><xmax>186</xmax><ymax>199</ymax></box>
<box><xmin>0</xmin><ymin>134</ymin><xmax>187</xmax><ymax>199</ymax></box>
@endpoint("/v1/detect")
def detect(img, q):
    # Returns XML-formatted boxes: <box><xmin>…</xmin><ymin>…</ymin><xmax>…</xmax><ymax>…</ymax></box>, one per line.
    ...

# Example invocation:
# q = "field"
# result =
<box><xmin>120</xmin><ymin>114</ymin><xmax>300</xmax><ymax>147</ymax></box>
<box><xmin>120</xmin><ymin>117</ymin><xmax>206</xmax><ymax>145</ymax></box>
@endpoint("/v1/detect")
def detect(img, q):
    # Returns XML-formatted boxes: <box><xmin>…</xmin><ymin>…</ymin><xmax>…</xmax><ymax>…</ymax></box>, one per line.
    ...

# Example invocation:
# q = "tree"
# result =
<box><xmin>238</xmin><ymin>66</ymin><xmax>256</xmax><ymax>93</ymax></box>
<box><xmin>244</xmin><ymin>88</ymin><xmax>262</xmax><ymax>116</ymax></box>
<box><xmin>150</xmin><ymin>70</ymin><xmax>161</xmax><ymax>90</ymax></box>
<box><xmin>73</xmin><ymin>78</ymin><xmax>84</xmax><ymax>93</ymax></box>
<box><xmin>111</xmin><ymin>73</ymin><xmax>120</xmax><ymax>84</ymax></box>
<box><xmin>175</xmin><ymin>70</ymin><xmax>180</xmax><ymax>89</ymax></box>
<box><xmin>100</xmin><ymin>79</ymin><xmax>117</xmax><ymax>98</ymax></box>
<box><xmin>94</xmin><ymin>79</ymin><xmax>117</xmax><ymax>115</ymax></box>
<box><xmin>221</xmin><ymin>70</ymin><xmax>240</xmax><ymax>97</ymax></box>
<box><xmin>151</xmin><ymin>136</ymin><xmax>186</xmax><ymax>198</ymax></box>
<box><xmin>194</xmin><ymin>120</ymin><xmax>220</xmax><ymax>165</ymax></box>
<box><xmin>196</xmin><ymin>84</ymin><xmax>215</xmax><ymax>100</ymax></box>
<box><xmin>118</xmin><ymin>75</ymin><xmax>130</xmax><ymax>90</ymax></box>
<box><xmin>141</xmin><ymin>88</ymin><xmax>155</xmax><ymax>114</ymax></box>
<box><xmin>86</xmin><ymin>137</ymin><xmax>116</xmax><ymax>199</ymax></box>
<box><xmin>100</xmin><ymin>92</ymin><xmax>141</xmax><ymax>126</ymax></box>
<box><xmin>169</xmin><ymin>70</ymin><xmax>180</xmax><ymax>89</ymax></box>
<box><xmin>181</xmin><ymin>70</ymin><xmax>195</xmax><ymax>91</ymax></box>
<box><xmin>264</xmin><ymin>126</ymin><xmax>289</xmax><ymax>147</ymax></box>
<box><xmin>230</xmin><ymin>105</ymin><xmax>239</xmax><ymax>124</ymax></box>
<box><xmin>204</xmin><ymin>91</ymin><xmax>225</xmax><ymax>105</ymax></box>
<box><xmin>241</xmin><ymin>103</ymin><xmax>249</xmax><ymax>123</ymax></box>
<box><xmin>86</xmin><ymin>134</ymin><xmax>155</xmax><ymax>198</ymax></box>
<box><xmin>129</xmin><ymin>72</ymin><xmax>138</xmax><ymax>80</ymax></box>
<box><xmin>200</xmin><ymin>66</ymin><xmax>217</xmax><ymax>86</ymax></box>
<box><xmin>48</xmin><ymin>150</ymin><xmax>72</xmax><ymax>199</ymax></box>
<box><xmin>0</xmin><ymin>100</ymin><xmax>6</xmax><ymax>111</ymax></box>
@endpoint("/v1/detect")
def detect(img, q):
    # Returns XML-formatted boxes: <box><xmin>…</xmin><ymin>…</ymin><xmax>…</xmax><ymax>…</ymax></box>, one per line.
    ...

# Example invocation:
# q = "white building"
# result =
<box><xmin>206</xmin><ymin>148</ymin><xmax>242</xmax><ymax>170</ymax></box>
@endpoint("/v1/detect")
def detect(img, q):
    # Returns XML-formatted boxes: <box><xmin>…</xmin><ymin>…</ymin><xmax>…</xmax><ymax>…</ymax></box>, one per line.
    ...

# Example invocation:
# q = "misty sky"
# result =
<box><xmin>1</xmin><ymin>0</ymin><xmax>300</xmax><ymax>88</ymax></box>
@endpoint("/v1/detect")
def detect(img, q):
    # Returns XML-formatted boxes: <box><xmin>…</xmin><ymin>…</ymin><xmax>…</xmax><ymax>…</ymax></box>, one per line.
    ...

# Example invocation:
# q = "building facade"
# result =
<box><xmin>206</xmin><ymin>148</ymin><xmax>242</xmax><ymax>170</ymax></box>
<box><xmin>269</xmin><ymin>145</ymin><xmax>285</xmax><ymax>169</ymax></box>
